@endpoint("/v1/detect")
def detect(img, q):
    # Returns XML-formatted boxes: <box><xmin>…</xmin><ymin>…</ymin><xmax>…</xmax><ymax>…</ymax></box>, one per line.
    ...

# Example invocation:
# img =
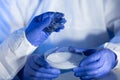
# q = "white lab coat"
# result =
<box><xmin>0</xmin><ymin>0</ymin><xmax>120</xmax><ymax>80</ymax></box>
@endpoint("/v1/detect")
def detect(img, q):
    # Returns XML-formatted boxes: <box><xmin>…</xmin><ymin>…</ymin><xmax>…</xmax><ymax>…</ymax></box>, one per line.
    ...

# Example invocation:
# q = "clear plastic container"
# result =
<box><xmin>44</xmin><ymin>47</ymin><xmax>86</xmax><ymax>70</ymax></box>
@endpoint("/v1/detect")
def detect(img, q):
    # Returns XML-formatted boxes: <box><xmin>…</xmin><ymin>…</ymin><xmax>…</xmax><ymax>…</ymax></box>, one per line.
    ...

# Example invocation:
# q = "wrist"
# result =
<box><xmin>25</xmin><ymin>30</ymin><xmax>38</xmax><ymax>47</ymax></box>
<box><xmin>111</xmin><ymin>50</ymin><xmax>118</xmax><ymax>69</ymax></box>
<box><xmin>106</xmin><ymin>48</ymin><xmax>118</xmax><ymax>69</ymax></box>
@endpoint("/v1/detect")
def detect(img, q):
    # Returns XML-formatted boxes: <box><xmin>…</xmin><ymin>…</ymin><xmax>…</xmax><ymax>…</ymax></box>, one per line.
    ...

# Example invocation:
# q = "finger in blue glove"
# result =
<box><xmin>25</xmin><ymin>12</ymin><xmax>66</xmax><ymax>46</ymax></box>
<box><xmin>23</xmin><ymin>54</ymin><xmax>61</xmax><ymax>80</ymax></box>
<box><xmin>73</xmin><ymin>48</ymin><xmax>117</xmax><ymax>79</ymax></box>
<box><xmin>43</xmin><ymin>12</ymin><xmax>66</xmax><ymax>32</ymax></box>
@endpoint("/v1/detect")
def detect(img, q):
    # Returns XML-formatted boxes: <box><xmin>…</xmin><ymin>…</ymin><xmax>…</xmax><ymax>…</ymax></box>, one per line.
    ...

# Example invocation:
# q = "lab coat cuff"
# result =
<box><xmin>0</xmin><ymin>28</ymin><xmax>37</xmax><ymax>79</ymax></box>
<box><xmin>13</xmin><ymin>28</ymin><xmax>37</xmax><ymax>57</ymax></box>
<box><xmin>103</xmin><ymin>42</ymin><xmax>120</xmax><ymax>70</ymax></box>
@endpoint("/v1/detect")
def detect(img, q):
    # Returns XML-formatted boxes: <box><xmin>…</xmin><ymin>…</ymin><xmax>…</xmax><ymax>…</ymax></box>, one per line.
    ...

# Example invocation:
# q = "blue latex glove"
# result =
<box><xmin>25</xmin><ymin>12</ymin><xmax>66</xmax><ymax>46</ymax></box>
<box><xmin>23</xmin><ymin>54</ymin><xmax>61</xmax><ymax>80</ymax></box>
<box><xmin>73</xmin><ymin>48</ymin><xmax>117</xmax><ymax>80</ymax></box>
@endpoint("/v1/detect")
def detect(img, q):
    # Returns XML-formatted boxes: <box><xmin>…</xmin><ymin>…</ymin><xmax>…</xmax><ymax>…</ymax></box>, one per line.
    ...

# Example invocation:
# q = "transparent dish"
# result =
<box><xmin>44</xmin><ymin>47</ymin><xmax>85</xmax><ymax>70</ymax></box>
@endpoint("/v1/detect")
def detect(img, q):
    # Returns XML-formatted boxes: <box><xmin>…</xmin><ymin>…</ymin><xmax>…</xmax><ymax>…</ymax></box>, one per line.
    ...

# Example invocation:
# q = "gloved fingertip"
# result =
<box><xmin>74</xmin><ymin>73</ymin><xmax>78</xmax><ymax>77</ymax></box>
<box><xmin>54</xmin><ymin>12</ymin><xmax>64</xmax><ymax>18</ymax></box>
<box><xmin>52</xmin><ymin>69</ymin><xmax>61</xmax><ymax>74</ymax></box>
<box><xmin>79</xmin><ymin>60</ymin><xmax>87</xmax><ymax>67</ymax></box>
<box><xmin>60</xmin><ymin>18</ymin><xmax>67</xmax><ymax>23</ymax></box>
<box><xmin>56</xmin><ymin>70</ymin><xmax>61</xmax><ymax>74</ymax></box>
<box><xmin>55</xmin><ymin>29</ymin><xmax>60</xmax><ymax>32</ymax></box>
<box><xmin>54</xmin><ymin>27</ymin><xmax>64</xmax><ymax>32</ymax></box>
<box><xmin>73</xmin><ymin>68</ymin><xmax>79</xmax><ymax>72</ymax></box>
<box><xmin>79</xmin><ymin>63</ymin><xmax>85</xmax><ymax>67</ymax></box>
<box><xmin>74</xmin><ymin>73</ymin><xmax>81</xmax><ymax>77</ymax></box>
<box><xmin>60</xmin><ymin>26</ymin><xmax>65</xmax><ymax>29</ymax></box>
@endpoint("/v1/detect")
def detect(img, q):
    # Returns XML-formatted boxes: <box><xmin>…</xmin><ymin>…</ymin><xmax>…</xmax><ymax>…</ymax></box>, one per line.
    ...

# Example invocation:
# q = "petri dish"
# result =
<box><xmin>44</xmin><ymin>47</ymin><xmax>85</xmax><ymax>70</ymax></box>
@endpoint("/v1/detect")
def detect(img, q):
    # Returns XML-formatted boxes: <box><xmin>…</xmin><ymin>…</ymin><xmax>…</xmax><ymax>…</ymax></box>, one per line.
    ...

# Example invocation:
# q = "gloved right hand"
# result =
<box><xmin>23</xmin><ymin>54</ymin><xmax>61</xmax><ymax>80</ymax></box>
<box><xmin>72</xmin><ymin>47</ymin><xmax>117</xmax><ymax>80</ymax></box>
<box><xmin>25</xmin><ymin>12</ymin><xmax>66</xmax><ymax>46</ymax></box>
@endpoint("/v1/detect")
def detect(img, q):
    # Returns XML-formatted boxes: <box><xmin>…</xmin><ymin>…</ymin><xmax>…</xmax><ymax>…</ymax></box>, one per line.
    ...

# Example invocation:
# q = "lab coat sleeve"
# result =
<box><xmin>0</xmin><ymin>28</ymin><xmax>37</xmax><ymax>80</ymax></box>
<box><xmin>103</xmin><ymin>0</ymin><xmax>120</xmax><ymax>69</ymax></box>
<box><xmin>0</xmin><ymin>0</ymin><xmax>40</xmax><ymax>79</ymax></box>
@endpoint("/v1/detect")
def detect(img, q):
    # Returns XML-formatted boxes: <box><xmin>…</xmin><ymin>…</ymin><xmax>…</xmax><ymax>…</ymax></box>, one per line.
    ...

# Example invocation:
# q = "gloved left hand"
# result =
<box><xmin>73</xmin><ymin>48</ymin><xmax>117</xmax><ymax>80</ymax></box>
<box><xmin>25</xmin><ymin>12</ymin><xmax>66</xmax><ymax>46</ymax></box>
<box><xmin>23</xmin><ymin>54</ymin><xmax>61</xmax><ymax>80</ymax></box>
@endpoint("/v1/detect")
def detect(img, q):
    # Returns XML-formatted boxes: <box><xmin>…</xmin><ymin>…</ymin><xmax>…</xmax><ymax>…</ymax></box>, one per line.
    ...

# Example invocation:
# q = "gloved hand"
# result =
<box><xmin>73</xmin><ymin>48</ymin><xmax>117</xmax><ymax>80</ymax></box>
<box><xmin>25</xmin><ymin>12</ymin><xmax>66</xmax><ymax>46</ymax></box>
<box><xmin>23</xmin><ymin>54</ymin><xmax>61</xmax><ymax>80</ymax></box>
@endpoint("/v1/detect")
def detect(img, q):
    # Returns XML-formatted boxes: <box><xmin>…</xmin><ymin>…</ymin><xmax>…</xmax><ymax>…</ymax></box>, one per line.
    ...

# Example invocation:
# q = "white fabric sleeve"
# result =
<box><xmin>0</xmin><ymin>1</ymin><xmax>41</xmax><ymax>79</ymax></box>
<box><xmin>103</xmin><ymin>0</ymin><xmax>120</xmax><ymax>69</ymax></box>
<box><xmin>0</xmin><ymin>28</ymin><xmax>37</xmax><ymax>80</ymax></box>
